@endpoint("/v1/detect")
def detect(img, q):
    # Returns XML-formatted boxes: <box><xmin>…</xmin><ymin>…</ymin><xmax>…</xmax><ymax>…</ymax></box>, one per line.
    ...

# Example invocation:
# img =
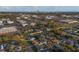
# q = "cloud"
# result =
<box><xmin>0</xmin><ymin>6</ymin><xmax>13</xmax><ymax>11</ymax></box>
<box><xmin>0</xmin><ymin>6</ymin><xmax>10</xmax><ymax>9</ymax></box>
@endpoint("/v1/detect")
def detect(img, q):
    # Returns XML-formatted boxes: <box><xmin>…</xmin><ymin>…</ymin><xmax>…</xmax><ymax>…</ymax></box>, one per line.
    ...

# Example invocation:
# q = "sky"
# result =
<box><xmin>0</xmin><ymin>6</ymin><xmax>79</xmax><ymax>12</ymax></box>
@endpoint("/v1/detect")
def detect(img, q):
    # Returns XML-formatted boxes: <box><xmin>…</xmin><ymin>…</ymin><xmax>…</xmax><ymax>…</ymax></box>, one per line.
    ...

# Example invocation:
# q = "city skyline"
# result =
<box><xmin>0</xmin><ymin>6</ymin><xmax>79</xmax><ymax>12</ymax></box>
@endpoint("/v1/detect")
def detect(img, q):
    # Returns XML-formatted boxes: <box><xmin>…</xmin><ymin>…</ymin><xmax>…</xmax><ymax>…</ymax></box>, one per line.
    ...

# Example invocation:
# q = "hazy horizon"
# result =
<box><xmin>0</xmin><ymin>6</ymin><xmax>79</xmax><ymax>12</ymax></box>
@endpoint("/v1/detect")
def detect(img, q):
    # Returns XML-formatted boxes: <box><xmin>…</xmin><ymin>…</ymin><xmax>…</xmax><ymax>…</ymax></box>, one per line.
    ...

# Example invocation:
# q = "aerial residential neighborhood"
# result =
<box><xmin>0</xmin><ymin>12</ymin><xmax>79</xmax><ymax>52</ymax></box>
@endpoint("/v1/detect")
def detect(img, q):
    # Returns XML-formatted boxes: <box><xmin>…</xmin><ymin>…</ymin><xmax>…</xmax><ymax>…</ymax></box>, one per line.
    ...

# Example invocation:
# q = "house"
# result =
<box><xmin>2</xmin><ymin>18</ymin><xmax>14</xmax><ymax>24</ymax></box>
<box><xmin>45</xmin><ymin>15</ymin><xmax>57</xmax><ymax>19</ymax></box>
<box><xmin>16</xmin><ymin>17</ymin><xmax>21</xmax><ymax>19</ymax></box>
<box><xmin>61</xmin><ymin>15</ymin><xmax>72</xmax><ymax>18</ymax></box>
<box><xmin>17</xmin><ymin>20</ymin><xmax>28</xmax><ymax>27</ymax></box>
<box><xmin>7</xmin><ymin>19</ymin><xmax>14</xmax><ymax>24</ymax></box>
<box><xmin>30</xmin><ymin>22</ymin><xmax>36</xmax><ymax>26</ymax></box>
<box><xmin>29</xmin><ymin>37</ymin><xmax>36</xmax><ymax>41</ymax></box>
<box><xmin>0</xmin><ymin>21</ymin><xmax>3</xmax><ymax>26</ymax></box>
<box><xmin>32</xmin><ymin>15</ymin><xmax>38</xmax><ymax>18</ymax></box>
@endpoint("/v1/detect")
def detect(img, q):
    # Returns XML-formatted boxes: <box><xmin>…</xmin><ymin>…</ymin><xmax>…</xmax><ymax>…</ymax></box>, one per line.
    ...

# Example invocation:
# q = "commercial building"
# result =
<box><xmin>59</xmin><ymin>19</ymin><xmax>78</xmax><ymax>24</ymax></box>
<box><xmin>0</xmin><ymin>26</ymin><xmax>17</xmax><ymax>35</ymax></box>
